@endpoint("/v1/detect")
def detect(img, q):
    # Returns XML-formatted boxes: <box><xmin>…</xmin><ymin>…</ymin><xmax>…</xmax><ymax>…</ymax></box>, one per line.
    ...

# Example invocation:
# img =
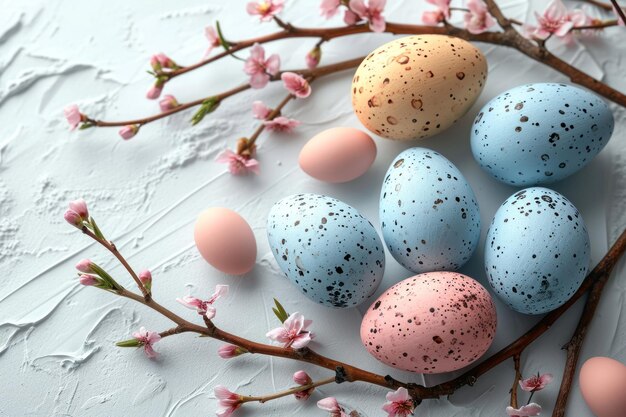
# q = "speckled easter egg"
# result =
<box><xmin>380</xmin><ymin>147</ymin><xmax>480</xmax><ymax>274</ymax></box>
<box><xmin>579</xmin><ymin>357</ymin><xmax>626</xmax><ymax>417</ymax></box>
<box><xmin>194</xmin><ymin>208</ymin><xmax>257</xmax><ymax>275</ymax></box>
<box><xmin>352</xmin><ymin>35</ymin><xmax>487</xmax><ymax>140</ymax></box>
<box><xmin>267</xmin><ymin>194</ymin><xmax>385</xmax><ymax>308</ymax></box>
<box><xmin>485</xmin><ymin>187</ymin><xmax>590</xmax><ymax>315</ymax></box>
<box><xmin>471</xmin><ymin>83</ymin><xmax>614</xmax><ymax>186</ymax></box>
<box><xmin>361</xmin><ymin>271</ymin><xmax>497</xmax><ymax>373</ymax></box>
<box><xmin>299</xmin><ymin>127</ymin><xmax>377</xmax><ymax>183</ymax></box>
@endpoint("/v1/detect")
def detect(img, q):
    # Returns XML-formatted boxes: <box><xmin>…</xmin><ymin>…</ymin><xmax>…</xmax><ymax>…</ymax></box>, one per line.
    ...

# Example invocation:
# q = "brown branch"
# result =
<box><xmin>551</xmin><ymin>246</ymin><xmax>624</xmax><ymax>416</ymax></box>
<box><xmin>510</xmin><ymin>354</ymin><xmax>521</xmax><ymax>408</ymax></box>
<box><xmin>88</xmin><ymin>21</ymin><xmax>626</xmax><ymax>132</ymax></box>
<box><xmin>610</xmin><ymin>0</ymin><xmax>626</xmax><ymax>24</ymax></box>
<box><xmin>582</xmin><ymin>0</ymin><xmax>617</xmax><ymax>11</ymax></box>
<box><xmin>82</xmin><ymin>226</ymin><xmax>150</xmax><ymax>300</ymax></box>
<box><xmin>79</xmin><ymin>214</ymin><xmax>626</xmax><ymax>403</ymax></box>
<box><xmin>90</xmin><ymin>60</ymin><xmax>359</xmax><ymax>128</ymax></box>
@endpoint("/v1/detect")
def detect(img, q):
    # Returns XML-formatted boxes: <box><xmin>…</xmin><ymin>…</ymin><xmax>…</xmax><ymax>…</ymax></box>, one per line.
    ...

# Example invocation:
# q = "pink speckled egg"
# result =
<box><xmin>194</xmin><ymin>208</ymin><xmax>256</xmax><ymax>275</ymax></box>
<box><xmin>352</xmin><ymin>35</ymin><xmax>487</xmax><ymax>140</ymax></box>
<box><xmin>360</xmin><ymin>272</ymin><xmax>497</xmax><ymax>373</ymax></box>
<box><xmin>579</xmin><ymin>357</ymin><xmax>626</xmax><ymax>417</ymax></box>
<box><xmin>299</xmin><ymin>127</ymin><xmax>377</xmax><ymax>183</ymax></box>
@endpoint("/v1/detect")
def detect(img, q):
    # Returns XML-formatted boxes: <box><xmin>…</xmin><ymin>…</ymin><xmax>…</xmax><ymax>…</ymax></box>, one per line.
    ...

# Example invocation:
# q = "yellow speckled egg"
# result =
<box><xmin>351</xmin><ymin>35</ymin><xmax>487</xmax><ymax>140</ymax></box>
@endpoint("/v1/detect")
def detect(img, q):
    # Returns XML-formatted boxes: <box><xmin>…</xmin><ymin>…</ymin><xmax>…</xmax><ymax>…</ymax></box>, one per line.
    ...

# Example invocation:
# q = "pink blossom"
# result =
<box><xmin>216</xmin><ymin>149</ymin><xmax>260</xmax><ymax>175</ymax></box>
<box><xmin>214</xmin><ymin>385</ymin><xmax>243</xmax><ymax>417</ymax></box>
<box><xmin>177</xmin><ymin>284</ymin><xmax>228</xmax><ymax>318</ymax></box>
<box><xmin>146</xmin><ymin>83</ymin><xmax>163</xmax><ymax>100</ymax></box>
<box><xmin>205</xmin><ymin>26</ymin><xmax>221</xmax><ymax>57</ymax></box>
<box><xmin>520</xmin><ymin>373</ymin><xmax>553</xmax><ymax>392</ymax></box>
<box><xmin>76</xmin><ymin>259</ymin><xmax>94</xmax><ymax>273</ymax></box>
<box><xmin>524</xmin><ymin>0</ymin><xmax>578</xmax><ymax>40</ymax></box>
<box><xmin>244</xmin><ymin>43</ymin><xmax>281</xmax><ymax>89</ymax></box>
<box><xmin>422</xmin><ymin>10</ymin><xmax>446</xmax><ymax>25</ymax></box>
<box><xmin>252</xmin><ymin>101</ymin><xmax>272</xmax><ymax>120</ymax></box>
<box><xmin>69</xmin><ymin>199</ymin><xmax>89</xmax><ymax>219</ymax></box>
<box><xmin>139</xmin><ymin>269</ymin><xmax>152</xmax><ymax>290</ymax></box>
<box><xmin>317</xmin><ymin>397</ymin><xmax>348</xmax><ymax>417</ymax></box>
<box><xmin>119</xmin><ymin>125</ymin><xmax>139</xmax><ymax>140</ymax></box>
<box><xmin>159</xmin><ymin>95</ymin><xmax>180</xmax><ymax>112</ymax></box>
<box><xmin>424</xmin><ymin>0</ymin><xmax>450</xmax><ymax>23</ymax></box>
<box><xmin>263</xmin><ymin>116</ymin><xmax>301</xmax><ymax>133</ymax></box>
<box><xmin>132</xmin><ymin>327</ymin><xmax>161</xmax><ymax>359</ymax></box>
<box><xmin>64</xmin><ymin>105</ymin><xmax>83</xmax><ymax>130</ymax></box>
<box><xmin>246</xmin><ymin>0</ymin><xmax>284</xmax><ymax>22</ymax></box>
<box><xmin>382</xmin><ymin>387</ymin><xmax>414</xmax><ymax>417</ymax></box>
<box><xmin>320</xmin><ymin>0</ymin><xmax>341</xmax><ymax>19</ymax></box>
<box><xmin>349</xmin><ymin>0</ymin><xmax>386</xmax><ymax>32</ymax></box>
<box><xmin>281</xmin><ymin>72</ymin><xmax>311</xmax><ymax>98</ymax></box>
<box><xmin>464</xmin><ymin>0</ymin><xmax>496</xmax><ymax>34</ymax></box>
<box><xmin>79</xmin><ymin>274</ymin><xmax>99</xmax><ymax>286</ymax></box>
<box><xmin>266</xmin><ymin>312</ymin><xmax>314</xmax><ymax>348</ymax></box>
<box><xmin>218</xmin><ymin>344</ymin><xmax>248</xmax><ymax>359</ymax></box>
<box><xmin>614</xmin><ymin>4</ymin><xmax>626</xmax><ymax>26</ymax></box>
<box><xmin>293</xmin><ymin>370</ymin><xmax>314</xmax><ymax>400</ymax></box>
<box><xmin>344</xmin><ymin>9</ymin><xmax>360</xmax><ymax>25</ymax></box>
<box><xmin>506</xmin><ymin>403</ymin><xmax>542</xmax><ymax>417</ymax></box>
<box><xmin>306</xmin><ymin>46</ymin><xmax>322</xmax><ymax>69</ymax></box>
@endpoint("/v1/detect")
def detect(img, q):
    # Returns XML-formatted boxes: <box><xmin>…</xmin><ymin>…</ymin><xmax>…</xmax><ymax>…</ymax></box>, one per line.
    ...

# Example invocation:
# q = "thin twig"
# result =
<box><xmin>242</xmin><ymin>376</ymin><xmax>336</xmax><ymax>404</ymax></box>
<box><xmin>82</xmin><ymin>227</ymin><xmax>150</xmax><ymax>300</ymax></box>
<box><xmin>80</xmin><ymin>216</ymin><xmax>626</xmax><ymax>402</ymax></box>
<box><xmin>610</xmin><ymin>0</ymin><xmax>626</xmax><ymax>24</ymax></box>
<box><xmin>510</xmin><ymin>354</ymin><xmax>521</xmax><ymax>409</ymax></box>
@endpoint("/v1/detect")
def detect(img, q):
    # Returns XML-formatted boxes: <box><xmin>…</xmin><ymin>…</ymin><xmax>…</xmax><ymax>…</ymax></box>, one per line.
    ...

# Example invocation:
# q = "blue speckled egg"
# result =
<box><xmin>267</xmin><ymin>193</ymin><xmax>385</xmax><ymax>308</ymax></box>
<box><xmin>380</xmin><ymin>148</ymin><xmax>480</xmax><ymax>274</ymax></box>
<box><xmin>485</xmin><ymin>187</ymin><xmax>590</xmax><ymax>315</ymax></box>
<box><xmin>471</xmin><ymin>83</ymin><xmax>614</xmax><ymax>186</ymax></box>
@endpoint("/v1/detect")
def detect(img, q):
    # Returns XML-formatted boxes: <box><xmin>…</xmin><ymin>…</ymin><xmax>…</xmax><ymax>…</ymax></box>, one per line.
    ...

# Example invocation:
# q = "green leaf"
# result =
<box><xmin>89</xmin><ymin>262</ymin><xmax>123</xmax><ymax>291</ymax></box>
<box><xmin>116</xmin><ymin>338</ymin><xmax>141</xmax><ymax>347</ymax></box>
<box><xmin>191</xmin><ymin>96</ymin><xmax>220</xmax><ymax>125</ymax></box>
<box><xmin>272</xmin><ymin>298</ymin><xmax>290</xmax><ymax>323</ymax></box>
<box><xmin>89</xmin><ymin>217</ymin><xmax>105</xmax><ymax>240</ymax></box>
<box><xmin>79</xmin><ymin>121</ymin><xmax>95</xmax><ymax>130</ymax></box>
<box><xmin>216</xmin><ymin>21</ymin><xmax>230</xmax><ymax>50</ymax></box>
<box><xmin>215</xmin><ymin>21</ymin><xmax>244</xmax><ymax>61</ymax></box>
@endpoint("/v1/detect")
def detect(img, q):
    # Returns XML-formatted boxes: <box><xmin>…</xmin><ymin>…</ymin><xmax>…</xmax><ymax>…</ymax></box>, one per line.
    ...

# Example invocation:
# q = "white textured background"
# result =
<box><xmin>0</xmin><ymin>1</ymin><xmax>625</xmax><ymax>416</ymax></box>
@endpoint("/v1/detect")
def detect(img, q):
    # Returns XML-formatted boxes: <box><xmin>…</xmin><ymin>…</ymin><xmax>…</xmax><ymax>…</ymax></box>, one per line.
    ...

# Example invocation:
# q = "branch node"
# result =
<box><xmin>335</xmin><ymin>366</ymin><xmax>348</xmax><ymax>384</ymax></box>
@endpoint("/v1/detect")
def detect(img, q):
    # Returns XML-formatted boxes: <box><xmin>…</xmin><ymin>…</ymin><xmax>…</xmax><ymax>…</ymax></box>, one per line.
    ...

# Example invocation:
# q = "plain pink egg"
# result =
<box><xmin>360</xmin><ymin>271</ymin><xmax>497</xmax><ymax>374</ymax></box>
<box><xmin>579</xmin><ymin>356</ymin><xmax>626</xmax><ymax>417</ymax></box>
<box><xmin>194</xmin><ymin>208</ymin><xmax>256</xmax><ymax>275</ymax></box>
<box><xmin>299</xmin><ymin>127</ymin><xmax>376</xmax><ymax>183</ymax></box>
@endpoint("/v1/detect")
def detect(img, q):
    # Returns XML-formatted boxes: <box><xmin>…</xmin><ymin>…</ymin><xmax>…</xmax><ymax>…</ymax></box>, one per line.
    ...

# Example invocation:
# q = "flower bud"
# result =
<box><xmin>159</xmin><ymin>94</ymin><xmax>180</xmax><ymax>112</ymax></box>
<box><xmin>293</xmin><ymin>370</ymin><xmax>312</xmax><ymax>386</ymax></box>
<box><xmin>69</xmin><ymin>199</ymin><xmax>89</xmax><ymax>219</ymax></box>
<box><xmin>293</xmin><ymin>370</ymin><xmax>314</xmax><ymax>400</ymax></box>
<box><xmin>155</xmin><ymin>53</ymin><xmax>178</xmax><ymax>69</ymax></box>
<box><xmin>119</xmin><ymin>124</ymin><xmax>139</xmax><ymax>140</ymax></box>
<box><xmin>139</xmin><ymin>269</ymin><xmax>152</xmax><ymax>291</ymax></box>
<box><xmin>146</xmin><ymin>84</ymin><xmax>164</xmax><ymax>100</ymax></box>
<box><xmin>79</xmin><ymin>274</ymin><xmax>100</xmax><ymax>286</ymax></box>
<box><xmin>76</xmin><ymin>259</ymin><xmax>94</xmax><ymax>273</ymax></box>
<box><xmin>218</xmin><ymin>344</ymin><xmax>248</xmax><ymax>359</ymax></box>
<box><xmin>305</xmin><ymin>46</ymin><xmax>321</xmax><ymax>69</ymax></box>
<box><xmin>64</xmin><ymin>209</ymin><xmax>83</xmax><ymax>227</ymax></box>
